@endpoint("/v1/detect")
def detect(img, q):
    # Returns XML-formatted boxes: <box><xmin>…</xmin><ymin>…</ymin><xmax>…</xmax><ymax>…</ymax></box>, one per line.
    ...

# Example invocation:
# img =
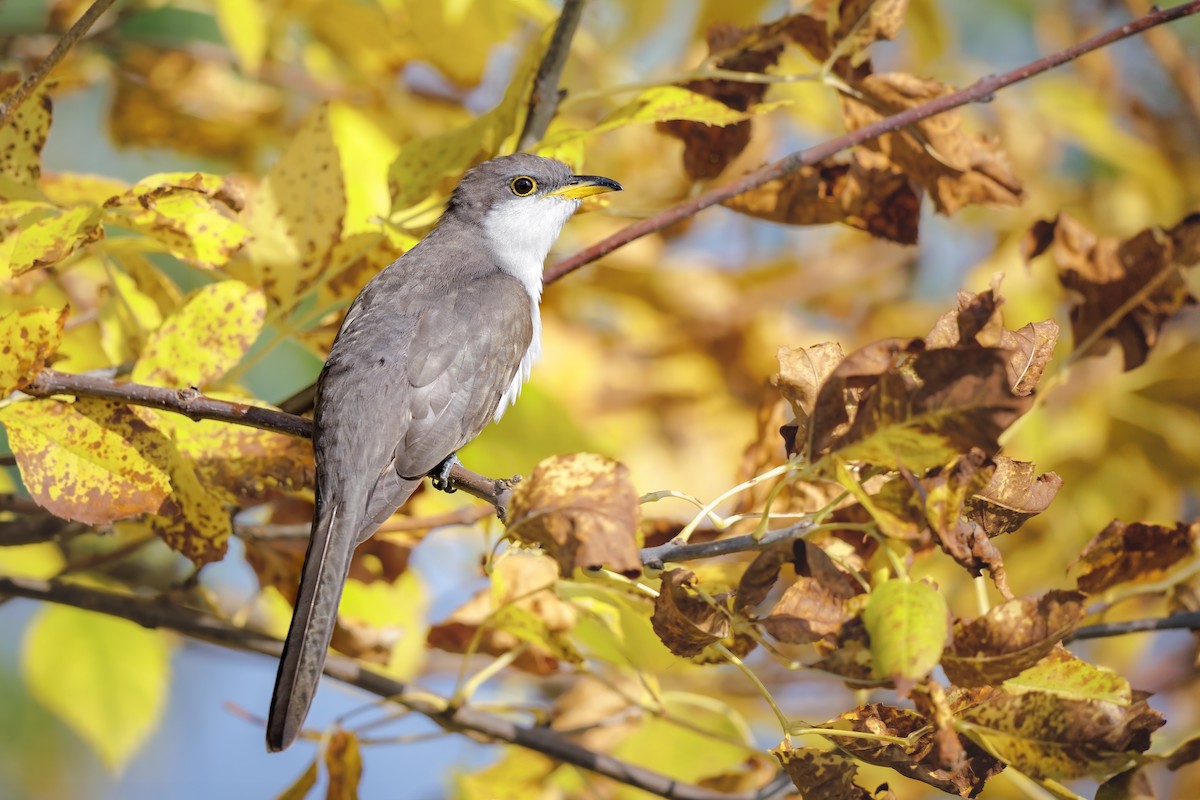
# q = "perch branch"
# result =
<box><xmin>543</xmin><ymin>0</ymin><xmax>1200</xmax><ymax>285</ymax></box>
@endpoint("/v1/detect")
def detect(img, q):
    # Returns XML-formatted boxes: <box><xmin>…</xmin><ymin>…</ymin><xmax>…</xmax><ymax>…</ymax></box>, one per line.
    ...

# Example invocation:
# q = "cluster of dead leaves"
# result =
<box><xmin>658</xmin><ymin>0</ymin><xmax>1023</xmax><ymax>243</ymax></box>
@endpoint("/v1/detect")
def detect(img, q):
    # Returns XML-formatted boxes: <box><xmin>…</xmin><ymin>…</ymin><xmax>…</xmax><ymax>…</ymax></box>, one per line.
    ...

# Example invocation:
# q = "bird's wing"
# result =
<box><xmin>393</xmin><ymin>272</ymin><xmax>533</xmax><ymax>477</ymax></box>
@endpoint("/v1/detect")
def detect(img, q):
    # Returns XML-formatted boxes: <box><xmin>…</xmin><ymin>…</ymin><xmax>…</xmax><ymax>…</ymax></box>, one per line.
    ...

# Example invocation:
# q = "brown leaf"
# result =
<box><xmin>1022</xmin><ymin>213</ymin><xmax>1199</xmax><ymax>370</ymax></box>
<box><xmin>324</xmin><ymin>730</ymin><xmax>363</xmax><ymax>800</ymax></box>
<box><xmin>828</xmin><ymin>703</ymin><xmax>1004</xmax><ymax>796</ymax></box>
<box><xmin>809</xmin><ymin>620</ymin><xmax>890</xmax><ymax>687</ymax></box>
<box><xmin>1073</xmin><ymin>520</ymin><xmax>1200</xmax><ymax>595</ymax></box>
<box><xmin>723</xmin><ymin>150</ymin><xmax>921</xmax><ymax>243</ymax></box>
<box><xmin>426</xmin><ymin>554</ymin><xmax>579</xmax><ymax>674</ymax></box>
<box><xmin>839</xmin><ymin>72</ymin><xmax>1024</xmax><ymax>214</ymax></box>
<box><xmin>506</xmin><ymin>453</ymin><xmax>641</xmax><ymax>578</ymax></box>
<box><xmin>651</xmin><ymin>568</ymin><xmax>730</xmax><ymax>658</ymax></box>
<box><xmin>819</xmin><ymin>344</ymin><xmax>1035</xmax><ymax>473</ymax></box>
<box><xmin>809</xmin><ymin>337</ymin><xmax>921</xmax><ymax>458</ymax></box>
<box><xmin>924</xmin><ymin>283</ymin><xmax>1059</xmax><ymax>396</ymax></box>
<box><xmin>656</xmin><ymin>22</ymin><xmax>785</xmax><ymax>178</ymax></box>
<box><xmin>942</xmin><ymin>592</ymin><xmax>1086</xmax><ymax>686</ymax></box>
<box><xmin>772</xmin><ymin>745</ymin><xmax>874</xmax><ymax>799</ymax></box>
<box><xmin>746</xmin><ymin>541</ymin><xmax>864</xmax><ymax>645</ymax></box>
<box><xmin>965</xmin><ymin>456</ymin><xmax>1062</xmax><ymax>537</ymax></box>
<box><xmin>955</xmin><ymin>684</ymin><xmax>1164</xmax><ymax>780</ymax></box>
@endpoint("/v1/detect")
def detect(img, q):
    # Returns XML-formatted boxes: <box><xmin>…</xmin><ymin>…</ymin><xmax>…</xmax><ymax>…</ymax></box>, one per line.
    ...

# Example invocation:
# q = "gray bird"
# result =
<box><xmin>266</xmin><ymin>153</ymin><xmax>621</xmax><ymax>752</ymax></box>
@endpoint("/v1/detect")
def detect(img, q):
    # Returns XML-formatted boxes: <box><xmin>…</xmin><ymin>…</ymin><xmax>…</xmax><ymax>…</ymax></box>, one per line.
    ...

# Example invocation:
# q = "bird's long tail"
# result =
<box><xmin>266</xmin><ymin>502</ymin><xmax>357</xmax><ymax>752</ymax></box>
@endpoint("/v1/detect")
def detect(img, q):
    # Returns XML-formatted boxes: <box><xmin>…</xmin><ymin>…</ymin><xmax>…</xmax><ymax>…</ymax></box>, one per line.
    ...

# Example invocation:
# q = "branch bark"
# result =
<box><xmin>543</xmin><ymin>0</ymin><xmax>1200</xmax><ymax>285</ymax></box>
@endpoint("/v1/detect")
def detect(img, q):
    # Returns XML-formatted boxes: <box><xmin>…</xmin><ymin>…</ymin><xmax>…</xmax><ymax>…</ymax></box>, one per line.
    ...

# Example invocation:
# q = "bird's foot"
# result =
<box><xmin>431</xmin><ymin>453</ymin><xmax>460</xmax><ymax>493</ymax></box>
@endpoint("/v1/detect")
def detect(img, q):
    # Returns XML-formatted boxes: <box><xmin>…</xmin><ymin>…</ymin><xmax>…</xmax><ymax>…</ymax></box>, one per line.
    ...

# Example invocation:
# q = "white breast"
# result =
<box><xmin>483</xmin><ymin>196</ymin><xmax>578</xmax><ymax>421</ymax></box>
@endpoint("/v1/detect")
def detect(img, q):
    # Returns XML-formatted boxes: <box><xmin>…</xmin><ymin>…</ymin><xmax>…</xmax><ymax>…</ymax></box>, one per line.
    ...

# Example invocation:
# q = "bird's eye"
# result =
<box><xmin>509</xmin><ymin>176</ymin><xmax>537</xmax><ymax>196</ymax></box>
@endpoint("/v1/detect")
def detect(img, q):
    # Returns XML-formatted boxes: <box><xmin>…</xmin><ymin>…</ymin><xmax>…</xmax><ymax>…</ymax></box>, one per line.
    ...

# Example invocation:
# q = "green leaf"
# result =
<box><xmin>1004</xmin><ymin>649</ymin><xmax>1131</xmax><ymax>705</ymax></box>
<box><xmin>862</xmin><ymin>578</ymin><xmax>948</xmax><ymax>682</ymax></box>
<box><xmin>22</xmin><ymin>605</ymin><xmax>170</xmax><ymax>772</ymax></box>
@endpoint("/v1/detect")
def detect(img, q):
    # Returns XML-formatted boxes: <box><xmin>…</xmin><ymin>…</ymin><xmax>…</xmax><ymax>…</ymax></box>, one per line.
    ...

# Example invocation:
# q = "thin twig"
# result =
<box><xmin>518</xmin><ymin>0</ymin><xmax>587</xmax><ymax>151</ymax></box>
<box><xmin>543</xmin><ymin>0</ymin><xmax>1200</xmax><ymax>285</ymax></box>
<box><xmin>0</xmin><ymin>574</ymin><xmax>759</xmax><ymax>800</ymax></box>
<box><xmin>1068</xmin><ymin>611</ymin><xmax>1200</xmax><ymax>641</ymax></box>
<box><xmin>0</xmin><ymin>0</ymin><xmax>119</xmax><ymax>128</ymax></box>
<box><xmin>641</xmin><ymin>520</ymin><xmax>812</xmax><ymax>567</ymax></box>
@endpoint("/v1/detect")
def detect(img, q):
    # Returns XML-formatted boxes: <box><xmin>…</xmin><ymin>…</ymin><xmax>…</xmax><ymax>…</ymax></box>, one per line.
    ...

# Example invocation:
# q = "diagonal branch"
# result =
<box><xmin>0</xmin><ymin>0</ymin><xmax>119</xmax><ymax>128</ymax></box>
<box><xmin>518</xmin><ymin>0</ymin><xmax>587</xmax><ymax>152</ymax></box>
<box><xmin>0</xmin><ymin>574</ymin><xmax>759</xmax><ymax>800</ymax></box>
<box><xmin>543</xmin><ymin>0</ymin><xmax>1200</xmax><ymax>285</ymax></box>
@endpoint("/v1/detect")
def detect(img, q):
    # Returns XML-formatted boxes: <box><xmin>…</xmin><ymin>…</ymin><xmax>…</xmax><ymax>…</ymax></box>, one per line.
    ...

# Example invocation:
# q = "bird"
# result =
<box><xmin>266</xmin><ymin>153</ymin><xmax>622</xmax><ymax>752</ymax></box>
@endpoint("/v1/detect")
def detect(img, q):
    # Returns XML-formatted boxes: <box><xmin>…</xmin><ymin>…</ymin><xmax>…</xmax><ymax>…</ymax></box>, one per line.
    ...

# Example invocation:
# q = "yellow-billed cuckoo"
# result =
<box><xmin>266</xmin><ymin>154</ymin><xmax>621</xmax><ymax>751</ymax></box>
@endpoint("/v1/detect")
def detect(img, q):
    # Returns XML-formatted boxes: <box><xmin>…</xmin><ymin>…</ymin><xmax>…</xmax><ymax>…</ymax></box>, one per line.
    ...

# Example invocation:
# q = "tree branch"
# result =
<box><xmin>518</xmin><ymin>0</ymin><xmax>587</xmax><ymax>152</ymax></box>
<box><xmin>17</xmin><ymin>369</ymin><xmax>513</xmax><ymax>513</ymax></box>
<box><xmin>0</xmin><ymin>0</ymin><xmax>119</xmax><ymax>128</ymax></box>
<box><xmin>543</xmin><ymin>0</ymin><xmax>1200</xmax><ymax>285</ymax></box>
<box><xmin>1068</xmin><ymin>612</ymin><xmax>1200</xmax><ymax>641</ymax></box>
<box><xmin>0</xmin><ymin>574</ymin><xmax>760</xmax><ymax>800</ymax></box>
<box><xmin>641</xmin><ymin>520</ymin><xmax>812</xmax><ymax>567</ymax></box>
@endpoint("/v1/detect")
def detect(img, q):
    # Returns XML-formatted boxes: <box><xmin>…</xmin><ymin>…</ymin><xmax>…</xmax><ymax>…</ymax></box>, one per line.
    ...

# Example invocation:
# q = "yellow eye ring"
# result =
<box><xmin>509</xmin><ymin>176</ymin><xmax>537</xmax><ymax>196</ymax></box>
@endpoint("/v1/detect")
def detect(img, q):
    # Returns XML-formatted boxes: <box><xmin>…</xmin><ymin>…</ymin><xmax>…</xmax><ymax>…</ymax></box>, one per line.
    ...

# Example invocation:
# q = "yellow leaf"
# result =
<box><xmin>339</xmin><ymin>570</ymin><xmax>427</xmax><ymax>680</ymax></box>
<box><xmin>131</xmin><ymin>280</ymin><xmax>266</xmax><ymax>388</ymax></box>
<box><xmin>324</xmin><ymin>730</ymin><xmax>363</xmax><ymax>800</ymax></box>
<box><xmin>0</xmin><ymin>398</ymin><xmax>174</xmax><ymax>524</ymax></box>
<box><xmin>215</xmin><ymin>0</ymin><xmax>268</xmax><ymax>74</ymax></box>
<box><xmin>102</xmin><ymin>172</ymin><xmax>250</xmax><ymax>269</ymax></box>
<box><xmin>2</xmin><ymin>202</ymin><xmax>103</xmax><ymax>275</ymax></box>
<box><xmin>0</xmin><ymin>305</ymin><xmax>67</xmax><ymax>395</ymax></box>
<box><xmin>329</xmin><ymin>104</ymin><xmax>401</xmax><ymax>236</ymax></box>
<box><xmin>234</xmin><ymin>105</ymin><xmax>345</xmax><ymax>314</ymax></box>
<box><xmin>97</xmin><ymin>265</ymin><xmax>165</xmax><ymax>365</ymax></box>
<box><xmin>387</xmin><ymin>24</ymin><xmax>553</xmax><ymax>216</ymax></box>
<box><xmin>143</xmin><ymin>446</ymin><xmax>233</xmax><ymax>565</ymax></box>
<box><xmin>539</xmin><ymin>87</ymin><xmax>792</xmax><ymax>152</ymax></box>
<box><xmin>0</xmin><ymin>543</ymin><xmax>66</xmax><ymax>579</ymax></box>
<box><xmin>40</xmin><ymin>172</ymin><xmax>129</xmax><ymax>207</ymax></box>
<box><xmin>275</xmin><ymin>759</ymin><xmax>319</xmax><ymax>800</ymax></box>
<box><xmin>400</xmin><ymin>0</ymin><xmax>553</xmax><ymax>86</ymax></box>
<box><xmin>0</xmin><ymin>72</ymin><xmax>51</xmax><ymax>202</ymax></box>
<box><xmin>22</xmin><ymin>605</ymin><xmax>170</xmax><ymax>772</ymax></box>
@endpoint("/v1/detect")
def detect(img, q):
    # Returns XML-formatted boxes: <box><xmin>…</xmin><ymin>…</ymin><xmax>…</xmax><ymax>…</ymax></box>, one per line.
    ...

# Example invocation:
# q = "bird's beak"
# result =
<box><xmin>548</xmin><ymin>175</ymin><xmax>623</xmax><ymax>200</ymax></box>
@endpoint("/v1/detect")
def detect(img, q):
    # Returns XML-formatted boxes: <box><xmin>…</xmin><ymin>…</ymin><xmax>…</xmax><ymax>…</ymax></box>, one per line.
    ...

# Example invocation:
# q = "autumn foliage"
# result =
<box><xmin>2</xmin><ymin>1</ymin><xmax>1200</xmax><ymax>799</ymax></box>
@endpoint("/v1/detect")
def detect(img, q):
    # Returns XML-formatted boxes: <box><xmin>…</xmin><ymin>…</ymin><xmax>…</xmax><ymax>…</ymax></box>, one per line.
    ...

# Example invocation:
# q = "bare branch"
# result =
<box><xmin>543</xmin><ymin>0</ymin><xmax>1200</xmax><ymax>285</ymax></box>
<box><xmin>0</xmin><ymin>0</ymin><xmax>119</xmax><ymax>128</ymax></box>
<box><xmin>0</xmin><ymin>574</ymin><xmax>760</xmax><ymax>800</ymax></box>
<box><xmin>1068</xmin><ymin>612</ymin><xmax>1200</xmax><ymax>641</ymax></box>
<box><xmin>518</xmin><ymin>0</ymin><xmax>587</xmax><ymax>152</ymax></box>
<box><xmin>641</xmin><ymin>521</ymin><xmax>813</xmax><ymax>567</ymax></box>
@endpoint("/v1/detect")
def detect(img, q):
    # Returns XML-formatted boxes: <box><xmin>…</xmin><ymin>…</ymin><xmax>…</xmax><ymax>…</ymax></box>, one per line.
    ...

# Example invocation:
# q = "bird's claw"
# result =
<box><xmin>431</xmin><ymin>453</ymin><xmax>460</xmax><ymax>493</ymax></box>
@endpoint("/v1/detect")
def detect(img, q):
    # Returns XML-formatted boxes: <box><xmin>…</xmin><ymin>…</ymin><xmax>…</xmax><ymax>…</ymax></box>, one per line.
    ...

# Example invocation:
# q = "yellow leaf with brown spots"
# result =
<box><xmin>233</xmin><ymin>105</ymin><xmax>345</xmax><ymax>314</ymax></box>
<box><xmin>171</xmin><ymin>416</ymin><xmax>314</xmax><ymax>506</ymax></box>
<box><xmin>5</xmin><ymin>201</ymin><xmax>103</xmax><ymax>277</ymax></box>
<box><xmin>102</xmin><ymin>172</ymin><xmax>249</xmax><ymax>270</ymax></box>
<box><xmin>0</xmin><ymin>72</ymin><xmax>51</xmax><ymax>201</ymax></box>
<box><xmin>143</xmin><ymin>444</ymin><xmax>233</xmax><ymax>565</ymax></box>
<box><xmin>506</xmin><ymin>453</ymin><xmax>642</xmax><ymax>578</ymax></box>
<box><xmin>131</xmin><ymin>280</ymin><xmax>265</xmax><ymax>389</ymax></box>
<box><xmin>0</xmin><ymin>398</ymin><xmax>174</xmax><ymax>525</ymax></box>
<box><xmin>0</xmin><ymin>305</ymin><xmax>67</xmax><ymax>395</ymax></box>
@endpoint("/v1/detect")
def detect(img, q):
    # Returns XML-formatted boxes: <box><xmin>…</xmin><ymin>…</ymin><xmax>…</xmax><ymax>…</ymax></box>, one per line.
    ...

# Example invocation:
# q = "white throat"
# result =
<box><xmin>483</xmin><ymin>196</ymin><xmax>579</xmax><ymax>421</ymax></box>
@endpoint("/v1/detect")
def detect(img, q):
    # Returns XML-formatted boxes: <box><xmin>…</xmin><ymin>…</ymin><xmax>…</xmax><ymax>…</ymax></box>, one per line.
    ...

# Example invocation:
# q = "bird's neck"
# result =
<box><xmin>482</xmin><ymin>198</ymin><xmax>580</xmax><ymax>301</ymax></box>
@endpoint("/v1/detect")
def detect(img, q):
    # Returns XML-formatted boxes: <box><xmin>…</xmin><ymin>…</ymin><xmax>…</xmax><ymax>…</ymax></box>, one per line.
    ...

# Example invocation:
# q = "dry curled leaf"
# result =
<box><xmin>828</xmin><ymin>703</ymin><xmax>1004</xmax><ymax>797</ymax></box>
<box><xmin>965</xmin><ymin>456</ymin><xmax>1062</xmax><ymax>537</ymax></box>
<box><xmin>1072</xmin><ymin>520</ymin><xmax>1199</xmax><ymax>595</ymax></box>
<box><xmin>651</xmin><ymin>568</ymin><xmax>730</xmax><ymax>658</ymax></box>
<box><xmin>507</xmin><ymin>453</ymin><xmax>641</xmax><ymax>578</ymax></box>
<box><xmin>723</xmin><ymin>150</ymin><xmax>921</xmax><ymax>243</ymax></box>
<box><xmin>1022</xmin><ymin>212</ymin><xmax>1199</xmax><ymax>370</ymax></box>
<box><xmin>772</xmin><ymin>745</ymin><xmax>878</xmax><ymax>800</ymax></box>
<box><xmin>942</xmin><ymin>592</ymin><xmax>1086</xmax><ymax>686</ymax></box>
